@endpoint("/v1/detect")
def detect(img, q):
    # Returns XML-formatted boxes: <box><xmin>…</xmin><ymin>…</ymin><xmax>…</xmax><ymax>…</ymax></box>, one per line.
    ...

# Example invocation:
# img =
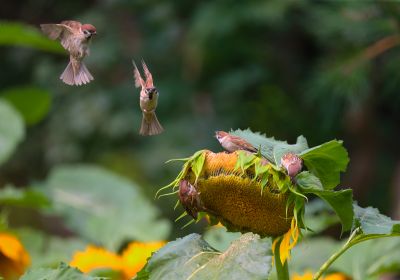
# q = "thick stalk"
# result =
<box><xmin>274</xmin><ymin>238</ymin><xmax>289</xmax><ymax>280</ymax></box>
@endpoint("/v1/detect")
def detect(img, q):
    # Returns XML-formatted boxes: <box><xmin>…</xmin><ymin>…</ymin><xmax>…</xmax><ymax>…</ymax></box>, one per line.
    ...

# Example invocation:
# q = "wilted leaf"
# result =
<box><xmin>297</xmin><ymin>171</ymin><xmax>353</xmax><ymax>233</ymax></box>
<box><xmin>136</xmin><ymin>233</ymin><xmax>272</xmax><ymax>280</ymax></box>
<box><xmin>300</xmin><ymin>140</ymin><xmax>349</xmax><ymax>190</ymax></box>
<box><xmin>231</xmin><ymin>129</ymin><xmax>309</xmax><ymax>165</ymax></box>
<box><xmin>44</xmin><ymin>165</ymin><xmax>171</xmax><ymax>250</ymax></box>
<box><xmin>1</xmin><ymin>86</ymin><xmax>51</xmax><ymax>125</ymax></box>
<box><xmin>0</xmin><ymin>21</ymin><xmax>64</xmax><ymax>53</ymax></box>
<box><xmin>0</xmin><ymin>99</ymin><xmax>25</xmax><ymax>165</ymax></box>
<box><xmin>20</xmin><ymin>262</ymin><xmax>100</xmax><ymax>280</ymax></box>
<box><xmin>0</xmin><ymin>185</ymin><xmax>50</xmax><ymax>208</ymax></box>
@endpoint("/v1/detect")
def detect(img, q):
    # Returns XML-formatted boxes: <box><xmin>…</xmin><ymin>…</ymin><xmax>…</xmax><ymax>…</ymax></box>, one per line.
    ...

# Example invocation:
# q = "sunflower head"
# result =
<box><xmin>163</xmin><ymin>150</ymin><xmax>296</xmax><ymax>237</ymax></box>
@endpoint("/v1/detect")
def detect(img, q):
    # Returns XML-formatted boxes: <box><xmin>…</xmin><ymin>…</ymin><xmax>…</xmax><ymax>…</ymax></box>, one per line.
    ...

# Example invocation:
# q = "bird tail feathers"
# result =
<box><xmin>140</xmin><ymin>111</ymin><xmax>163</xmax><ymax>136</ymax></box>
<box><xmin>60</xmin><ymin>60</ymin><xmax>94</xmax><ymax>86</ymax></box>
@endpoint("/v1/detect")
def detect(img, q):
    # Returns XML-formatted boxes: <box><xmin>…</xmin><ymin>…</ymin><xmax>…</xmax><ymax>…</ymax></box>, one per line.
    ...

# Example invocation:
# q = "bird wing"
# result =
<box><xmin>231</xmin><ymin>135</ymin><xmax>257</xmax><ymax>151</ymax></box>
<box><xmin>141</xmin><ymin>60</ymin><xmax>154</xmax><ymax>88</ymax></box>
<box><xmin>40</xmin><ymin>23</ymin><xmax>72</xmax><ymax>40</ymax></box>
<box><xmin>58</xmin><ymin>22</ymin><xmax>82</xmax><ymax>53</ymax></box>
<box><xmin>40</xmin><ymin>23</ymin><xmax>78</xmax><ymax>53</ymax></box>
<box><xmin>133</xmin><ymin>60</ymin><xmax>145</xmax><ymax>89</ymax></box>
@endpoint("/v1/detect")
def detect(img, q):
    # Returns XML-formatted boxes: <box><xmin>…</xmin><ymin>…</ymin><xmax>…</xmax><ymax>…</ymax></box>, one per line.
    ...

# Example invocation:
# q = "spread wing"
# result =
<box><xmin>40</xmin><ymin>22</ymin><xmax>80</xmax><ymax>53</ymax></box>
<box><xmin>133</xmin><ymin>60</ymin><xmax>145</xmax><ymax>88</ymax></box>
<box><xmin>141</xmin><ymin>60</ymin><xmax>154</xmax><ymax>88</ymax></box>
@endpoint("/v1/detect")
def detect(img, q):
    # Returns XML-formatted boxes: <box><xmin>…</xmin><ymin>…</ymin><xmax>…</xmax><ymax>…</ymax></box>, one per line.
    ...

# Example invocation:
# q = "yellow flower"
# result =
<box><xmin>292</xmin><ymin>270</ymin><xmax>351</xmax><ymax>280</ymax></box>
<box><xmin>70</xmin><ymin>241</ymin><xmax>165</xmax><ymax>279</ymax></box>
<box><xmin>292</xmin><ymin>270</ymin><xmax>313</xmax><ymax>280</ymax></box>
<box><xmin>121</xmin><ymin>241</ymin><xmax>166</xmax><ymax>279</ymax></box>
<box><xmin>0</xmin><ymin>232</ymin><xmax>30</xmax><ymax>280</ymax></box>
<box><xmin>325</xmin><ymin>273</ymin><xmax>351</xmax><ymax>280</ymax></box>
<box><xmin>70</xmin><ymin>245</ymin><xmax>122</xmax><ymax>273</ymax></box>
<box><xmin>272</xmin><ymin>218</ymin><xmax>299</xmax><ymax>265</ymax></box>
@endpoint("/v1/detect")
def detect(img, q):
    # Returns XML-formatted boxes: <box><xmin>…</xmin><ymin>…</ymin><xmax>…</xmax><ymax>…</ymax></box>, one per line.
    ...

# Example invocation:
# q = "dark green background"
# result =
<box><xmin>1</xmin><ymin>0</ymin><xmax>400</xmax><ymax>239</ymax></box>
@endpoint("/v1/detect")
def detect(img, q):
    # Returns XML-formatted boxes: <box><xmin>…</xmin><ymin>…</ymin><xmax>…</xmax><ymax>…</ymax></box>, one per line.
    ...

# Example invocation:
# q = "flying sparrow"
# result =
<box><xmin>281</xmin><ymin>153</ymin><xmax>303</xmax><ymax>178</ymax></box>
<box><xmin>133</xmin><ymin>60</ymin><xmax>164</xmax><ymax>136</ymax></box>
<box><xmin>215</xmin><ymin>131</ymin><xmax>257</xmax><ymax>153</ymax></box>
<box><xmin>40</xmin><ymin>20</ymin><xmax>96</xmax><ymax>86</ymax></box>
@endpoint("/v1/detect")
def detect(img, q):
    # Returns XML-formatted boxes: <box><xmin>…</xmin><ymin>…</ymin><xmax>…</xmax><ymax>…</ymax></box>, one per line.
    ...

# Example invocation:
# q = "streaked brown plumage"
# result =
<box><xmin>215</xmin><ymin>131</ymin><xmax>257</xmax><ymax>153</ymax></box>
<box><xmin>133</xmin><ymin>60</ymin><xmax>164</xmax><ymax>136</ymax></box>
<box><xmin>40</xmin><ymin>20</ymin><xmax>96</xmax><ymax>86</ymax></box>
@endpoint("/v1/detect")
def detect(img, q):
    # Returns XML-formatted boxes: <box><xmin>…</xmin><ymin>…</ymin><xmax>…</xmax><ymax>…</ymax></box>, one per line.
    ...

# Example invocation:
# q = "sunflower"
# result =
<box><xmin>0</xmin><ymin>232</ymin><xmax>30</xmax><ymax>280</ymax></box>
<box><xmin>159</xmin><ymin>150</ymin><xmax>302</xmax><ymax>265</ymax></box>
<box><xmin>70</xmin><ymin>241</ymin><xmax>165</xmax><ymax>279</ymax></box>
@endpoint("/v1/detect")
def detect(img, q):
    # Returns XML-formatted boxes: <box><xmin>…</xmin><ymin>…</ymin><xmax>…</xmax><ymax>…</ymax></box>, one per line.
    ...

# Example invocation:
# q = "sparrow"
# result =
<box><xmin>178</xmin><ymin>180</ymin><xmax>204</xmax><ymax>220</ymax></box>
<box><xmin>215</xmin><ymin>131</ymin><xmax>257</xmax><ymax>153</ymax></box>
<box><xmin>133</xmin><ymin>60</ymin><xmax>164</xmax><ymax>136</ymax></box>
<box><xmin>40</xmin><ymin>20</ymin><xmax>96</xmax><ymax>86</ymax></box>
<box><xmin>281</xmin><ymin>153</ymin><xmax>303</xmax><ymax>178</ymax></box>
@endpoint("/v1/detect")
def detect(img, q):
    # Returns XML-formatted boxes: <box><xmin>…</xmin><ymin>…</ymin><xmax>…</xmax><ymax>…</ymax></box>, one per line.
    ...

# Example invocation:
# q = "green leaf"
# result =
<box><xmin>0</xmin><ymin>185</ymin><xmax>50</xmax><ymax>208</ymax></box>
<box><xmin>0</xmin><ymin>22</ymin><xmax>64</xmax><ymax>53</ymax></box>
<box><xmin>235</xmin><ymin>150</ymin><xmax>257</xmax><ymax>173</ymax></box>
<box><xmin>16</xmin><ymin>228</ymin><xmax>87</xmax><ymax>268</ymax></box>
<box><xmin>1</xmin><ymin>87</ymin><xmax>51</xmax><ymax>125</ymax></box>
<box><xmin>137</xmin><ymin>233</ymin><xmax>272</xmax><ymax>280</ymax></box>
<box><xmin>300</xmin><ymin>140</ymin><xmax>349</xmax><ymax>190</ymax></box>
<box><xmin>44</xmin><ymin>165</ymin><xmax>171</xmax><ymax>250</ymax></box>
<box><xmin>303</xmin><ymin>199</ymin><xmax>339</xmax><ymax>234</ymax></box>
<box><xmin>203</xmin><ymin>226</ymin><xmax>241</xmax><ymax>252</ymax></box>
<box><xmin>20</xmin><ymin>263</ymin><xmax>101</xmax><ymax>280</ymax></box>
<box><xmin>230</xmin><ymin>129</ymin><xmax>309</xmax><ymax>165</ymax></box>
<box><xmin>353</xmin><ymin>204</ymin><xmax>400</xmax><ymax>236</ymax></box>
<box><xmin>332</xmin><ymin>238</ymin><xmax>400</xmax><ymax>279</ymax></box>
<box><xmin>296</xmin><ymin>171</ymin><xmax>353</xmax><ymax>233</ymax></box>
<box><xmin>0</xmin><ymin>99</ymin><xmax>25</xmax><ymax>165</ymax></box>
<box><xmin>191</xmin><ymin>151</ymin><xmax>206</xmax><ymax>182</ymax></box>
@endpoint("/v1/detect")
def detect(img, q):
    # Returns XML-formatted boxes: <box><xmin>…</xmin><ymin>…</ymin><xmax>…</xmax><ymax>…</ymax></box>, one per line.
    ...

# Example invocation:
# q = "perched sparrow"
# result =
<box><xmin>179</xmin><ymin>180</ymin><xmax>204</xmax><ymax>220</ymax></box>
<box><xmin>133</xmin><ymin>60</ymin><xmax>164</xmax><ymax>136</ymax></box>
<box><xmin>215</xmin><ymin>131</ymin><xmax>257</xmax><ymax>153</ymax></box>
<box><xmin>40</xmin><ymin>20</ymin><xmax>96</xmax><ymax>86</ymax></box>
<box><xmin>281</xmin><ymin>153</ymin><xmax>303</xmax><ymax>178</ymax></box>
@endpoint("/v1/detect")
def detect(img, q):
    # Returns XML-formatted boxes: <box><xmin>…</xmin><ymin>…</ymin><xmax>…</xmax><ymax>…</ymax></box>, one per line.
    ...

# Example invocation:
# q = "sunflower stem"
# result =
<box><xmin>274</xmin><ymin>239</ymin><xmax>290</xmax><ymax>280</ymax></box>
<box><xmin>312</xmin><ymin>228</ymin><xmax>360</xmax><ymax>280</ymax></box>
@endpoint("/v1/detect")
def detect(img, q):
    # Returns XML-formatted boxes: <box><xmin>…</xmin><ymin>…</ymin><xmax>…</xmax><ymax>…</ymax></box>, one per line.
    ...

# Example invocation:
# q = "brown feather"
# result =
<box><xmin>141</xmin><ymin>59</ymin><xmax>154</xmax><ymax>88</ymax></box>
<box><xmin>132</xmin><ymin>61</ymin><xmax>145</xmax><ymax>88</ymax></box>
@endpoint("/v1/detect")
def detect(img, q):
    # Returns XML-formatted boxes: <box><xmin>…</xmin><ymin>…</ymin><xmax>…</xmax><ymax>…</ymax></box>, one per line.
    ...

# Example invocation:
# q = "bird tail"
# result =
<box><xmin>60</xmin><ymin>58</ymin><xmax>94</xmax><ymax>86</ymax></box>
<box><xmin>140</xmin><ymin>111</ymin><xmax>164</xmax><ymax>136</ymax></box>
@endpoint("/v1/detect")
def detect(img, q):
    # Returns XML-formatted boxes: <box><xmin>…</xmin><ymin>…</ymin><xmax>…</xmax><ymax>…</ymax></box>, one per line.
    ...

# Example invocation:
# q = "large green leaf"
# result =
<box><xmin>0</xmin><ymin>22</ymin><xmax>64</xmax><ymax>53</ymax></box>
<box><xmin>136</xmin><ymin>233</ymin><xmax>272</xmax><ymax>280</ymax></box>
<box><xmin>16</xmin><ymin>228</ymin><xmax>87</xmax><ymax>268</ymax></box>
<box><xmin>296</xmin><ymin>171</ymin><xmax>354</xmax><ymax>233</ymax></box>
<box><xmin>331</xmin><ymin>238</ymin><xmax>400</xmax><ymax>280</ymax></box>
<box><xmin>1</xmin><ymin>87</ymin><xmax>51</xmax><ymax>125</ymax></box>
<box><xmin>20</xmin><ymin>263</ymin><xmax>101</xmax><ymax>280</ymax></box>
<box><xmin>353</xmin><ymin>204</ymin><xmax>400</xmax><ymax>236</ymax></box>
<box><xmin>44</xmin><ymin>165</ymin><xmax>171</xmax><ymax>250</ymax></box>
<box><xmin>231</xmin><ymin>128</ymin><xmax>309</xmax><ymax>165</ymax></box>
<box><xmin>303</xmin><ymin>199</ymin><xmax>339</xmax><ymax>235</ymax></box>
<box><xmin>203</xmin><ymin>226</ymin><xmax>241</xmax><ymax>252</ymax></box>
<box><xmin>0</xmin><ymin>185</ymin><xmax>50</xmax><ymax>208</ymax></box>
<box><xmin>0</xmin><ymin>99</ymin><xmax>25</xmax><ymax>165</ymax></box>
<box><xmin>300</xmin><ymin>140</ymin><xmax>349</xmax><ymax>190</ymax></box>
